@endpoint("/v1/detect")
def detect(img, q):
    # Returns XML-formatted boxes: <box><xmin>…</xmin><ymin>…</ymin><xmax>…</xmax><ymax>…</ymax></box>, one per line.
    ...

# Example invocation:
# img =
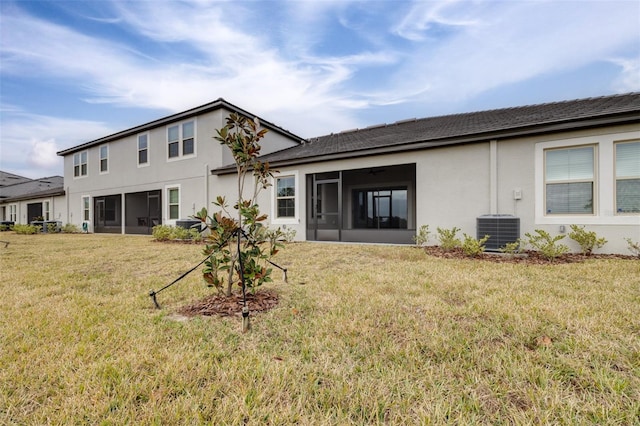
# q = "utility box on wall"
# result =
<box><xmin>477</xmin><ymin>215</ymin><xmax>520</xmax><ymax>251</ymax></box>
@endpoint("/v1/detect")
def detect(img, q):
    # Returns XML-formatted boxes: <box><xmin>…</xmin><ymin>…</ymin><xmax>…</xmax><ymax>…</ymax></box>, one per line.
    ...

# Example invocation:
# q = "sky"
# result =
<box><xmin>1</xmin><ymin>0</ymin><xmax>639</xmax><ymax>179</ymax></box>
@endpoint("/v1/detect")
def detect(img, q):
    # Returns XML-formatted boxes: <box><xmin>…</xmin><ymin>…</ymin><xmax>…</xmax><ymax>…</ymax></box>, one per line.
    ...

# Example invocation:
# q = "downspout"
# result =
<box><xmin>204</xmin><ymin>164</ymin><xmax>209</xmax><ymax>210</ymax></box>
<box><xmin>490</xmin><ymin>140</ymin><xmax>498</xmax><ymax>214</ymax></box>
<box><xmin>66</xmin><ymin>186</ymin><xmax>70</xmax><ymax>224</ymax></box>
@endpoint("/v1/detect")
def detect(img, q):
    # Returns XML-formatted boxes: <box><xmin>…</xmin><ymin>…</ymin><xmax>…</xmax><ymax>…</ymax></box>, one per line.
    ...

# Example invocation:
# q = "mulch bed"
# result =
<box><xmin>177</xmin><ymin>289</ymin><xmax>279</xmax><ymax>317</ymax></box>
<box><xmin>422</xmin><ymin>246</ymin><xmax>638</xmax><ymax>264</ymax></box>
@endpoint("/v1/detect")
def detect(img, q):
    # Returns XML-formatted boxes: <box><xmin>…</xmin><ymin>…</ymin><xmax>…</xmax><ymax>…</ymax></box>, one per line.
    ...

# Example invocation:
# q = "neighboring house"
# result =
<box><xmin>0</xmin><ymin>171</ymin><xmax>66</xmax><ymax>225</ymax></box>
<box><xmin>56</xmin><ymin>99</ymin><xmax>303</xmax><ymax>234</ymax></box>
<box><xmin>58</xmin><ymin>92</ymin><xmax>639</xmax><ymax>254</ymax></box>
<box><xmin>211</xmin><ymin>92</ymin><xmax>638</xmax><ymax>254</ymax></box>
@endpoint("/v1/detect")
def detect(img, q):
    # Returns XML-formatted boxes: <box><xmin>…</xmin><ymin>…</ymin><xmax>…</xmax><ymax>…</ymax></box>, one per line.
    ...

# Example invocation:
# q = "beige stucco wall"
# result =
<box><xmin>212</xmin><ymin>123</ymin><xmax>639</xmax><ymax>254</ymax></box>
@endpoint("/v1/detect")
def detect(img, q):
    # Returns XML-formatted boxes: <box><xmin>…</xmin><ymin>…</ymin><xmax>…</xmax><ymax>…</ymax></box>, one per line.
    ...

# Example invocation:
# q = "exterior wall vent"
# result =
<box><xmin>477</xmin><ymin>215</ymin><xmax>520</xmax><ymax>251</ymax></box>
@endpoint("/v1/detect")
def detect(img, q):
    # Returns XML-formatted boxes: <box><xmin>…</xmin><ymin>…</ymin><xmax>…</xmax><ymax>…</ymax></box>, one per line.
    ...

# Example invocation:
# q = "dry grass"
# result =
<box><xmin>0</xmin><ymin>233</ymin><xmax>639</xmax><ymax>425</ymax></box>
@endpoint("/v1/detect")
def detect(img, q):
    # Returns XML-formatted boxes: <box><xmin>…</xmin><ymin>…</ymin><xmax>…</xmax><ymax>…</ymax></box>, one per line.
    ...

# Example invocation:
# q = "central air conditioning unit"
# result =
<box><xmin>477</xmin><ymin>215</ymin><xmax>520</xmax><ymax>251</ymax></box>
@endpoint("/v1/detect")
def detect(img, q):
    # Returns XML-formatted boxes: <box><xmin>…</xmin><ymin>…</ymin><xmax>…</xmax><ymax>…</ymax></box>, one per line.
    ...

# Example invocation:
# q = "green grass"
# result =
<box><xmin>1</xmin><ymin>233</ymin><xmax>639</xmax><ymax>424</ymax></box>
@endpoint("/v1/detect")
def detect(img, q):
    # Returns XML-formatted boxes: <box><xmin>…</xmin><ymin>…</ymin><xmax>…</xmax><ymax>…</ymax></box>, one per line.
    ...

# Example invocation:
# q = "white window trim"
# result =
<box><xmin>166</xmin><ymin>119</ymin><xmax>197</xmax><ymax>162</ymax></box>
<box><xmin>535</xmin><ymin>130</ymin><xmax>640</xmax><ymax>226</ymax></box>
<box><xmin>80</xmin><ymin>195</ymin><xmax>92</xmax><ymax>224</ymax></box>
<box><xmin>9</xmin><ymin>204</ymin><xmax>17</xmax><ymax>222</ymax></box>
<box><xmin>271</xmin><ymin>171</ymin><xmax>300</xmax><ymax>225</ymax></box>
<box><xmin>73</xmin><ymin>151</ymin><xmax>88</xmax><ymax>179</ymax></box>
<box><xmin>99</xmin><ymin>144</ymin><xmax>109</xmax><ymax>175</ymax></box>
<box><xmin>137</xmin><ymin>132</ymin><xmax>150</xmax><ymax>168</ymax></box>
<box><xmin>165</xmin><ymin>184</ymin><xmax>181</xmax><ymax>225</ymax></box>
<box><xmin>43</xmin><ymin>200</ymin><xmax>51</xmax><ymax>221</ymax></box>
<box><xmin>614</xmin><ymin>139</ymin><xmax>640</xmax><ymax>216</ymax></box>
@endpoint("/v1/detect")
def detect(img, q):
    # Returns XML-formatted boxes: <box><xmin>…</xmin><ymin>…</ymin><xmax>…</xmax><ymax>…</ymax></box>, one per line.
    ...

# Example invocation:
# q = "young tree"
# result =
<box><xmin>193</xmin><ymin>113</ymin><xmax>283</xmax><ymax>298</ymax></box>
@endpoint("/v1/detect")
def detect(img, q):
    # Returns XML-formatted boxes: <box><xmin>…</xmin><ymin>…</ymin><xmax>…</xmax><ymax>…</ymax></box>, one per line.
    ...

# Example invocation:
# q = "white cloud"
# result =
<box><xmin>28</xmin><ymin>139</ymin><xmax>59</xmax><ymax>168</ymax></box>
<box><xmin>610</xmin><ymin>57</ymin><xmax>640</xmax><ymax>93</ymax></box>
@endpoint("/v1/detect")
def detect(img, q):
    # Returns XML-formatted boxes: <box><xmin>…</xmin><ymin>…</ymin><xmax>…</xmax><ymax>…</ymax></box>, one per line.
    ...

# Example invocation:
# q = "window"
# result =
<box><xmin>43</xmin><ymin>201</ymin><xmax>50</xmax><ymax>221</ymax></box>
<box><xmin>9</xmin><ymin>204</ymin><xmax>17</xmax><ymax>222</ymax></box>
<box><xmin>82</xmin><ymin>196</ymin><xmax>90</xmax><ymax>222</ymax></box>
<box><xmin>276</xmin><ymin>176</ymin><xmax>296</xmax><ymax>218</ymax></box>
<box><xmin>168</xmin><ymin>187</ymin><xmax>179</xmax><ymax>220</ymax></box>
<box><xmin>74</xmin><ymin>151</ymin><xmax>88</xmax><ymax>177</ymax></box>
<box><xmin>545</xmin><ymin>146</ymin><xmax>595</xmax><ymax>215</ymax></box>
<box><xmin>615</xmin><ymin>141</ymin><xmax>640</xmax><ymax>214</ymax></box>
<box><xmin>353</xmin><ymin>188</ymin><xmax>408</xmax><ymax>229</ymax></box>
<box><xmin>99</xmin><ymin>145</ymin><xmax>108</xmax><ymax>173</ymax></box>
<box><xmin>138</xmin><ymin>134</ymin><xmax>149</xmax><ymax>165</ymax></box>
<box><xmin>167</xmin><ymin>120</ymin><xmax>195</xmax><ymax>159</ymax></box>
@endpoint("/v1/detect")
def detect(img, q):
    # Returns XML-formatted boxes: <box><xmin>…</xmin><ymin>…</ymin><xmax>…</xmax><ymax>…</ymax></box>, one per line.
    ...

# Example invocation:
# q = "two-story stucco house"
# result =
<box><xmin>56</xmin><ymin>99</ymin><xmax>302</xmax><ymax>234</ymax></box>
<box><xmin>59</xmin><ymin>93</ymin><xmax>640</xmax><ymax>254</ymax></box>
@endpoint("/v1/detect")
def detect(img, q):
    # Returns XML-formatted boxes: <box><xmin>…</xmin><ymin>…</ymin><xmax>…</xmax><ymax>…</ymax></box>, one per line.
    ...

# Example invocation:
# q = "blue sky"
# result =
<box><xmin>1</xmin><ymin>0</ymin><xmax>639</xmax><ymax>179</ymax></box>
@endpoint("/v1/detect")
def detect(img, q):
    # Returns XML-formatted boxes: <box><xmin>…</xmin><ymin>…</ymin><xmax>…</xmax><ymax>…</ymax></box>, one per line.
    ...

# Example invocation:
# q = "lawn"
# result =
<box><xmin>0</xmin><ymin>233</ymin><xmax>638</xmax><ymax>424</ymax></box>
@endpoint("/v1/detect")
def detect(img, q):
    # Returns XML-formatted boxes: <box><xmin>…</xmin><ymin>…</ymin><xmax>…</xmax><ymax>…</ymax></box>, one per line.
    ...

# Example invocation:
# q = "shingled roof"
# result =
<box><xmin>0</xmin><ymin>173</ymin><xmax>65</xmax><ymax>202</ymax></box>
<box><xmin>213</xmin><ymin>92</ymin><xmax>639</xmax><ymax>174</ymax></box>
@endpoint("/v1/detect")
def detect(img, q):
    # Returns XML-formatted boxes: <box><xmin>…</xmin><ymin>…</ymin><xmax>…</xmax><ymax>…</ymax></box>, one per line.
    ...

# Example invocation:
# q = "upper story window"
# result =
<box><xmin>73</xmin><ymin>151</ymin><xmax>88</xmax><ymax>177</ymax></box>
<box><xmin>138</xmin><ymin>133</ymin><xmax>149</xmax><ymax>166</ymax></box>
<box><xmin>545</xmin><ymin>145</ymin><xmax>595</xmax><ymax>215</ymax></box>
<box><xmin>276</xmin><ymin>176</ymin><xmax>296</xmax><ymax>218</ymax></box>
<box><xmin>99</xmin><ymin>145</ymin><xmax>109</xmax><ymax>173</ymax></box>
<box><xmin>167</xmin><ymin>120</ymin><xmax>195</xmax><ymax>159</ymax></box>
<box><xmin>615</xmin><ymin>141</ymin><xmax>640</xmax><ymax>214</ymax></box>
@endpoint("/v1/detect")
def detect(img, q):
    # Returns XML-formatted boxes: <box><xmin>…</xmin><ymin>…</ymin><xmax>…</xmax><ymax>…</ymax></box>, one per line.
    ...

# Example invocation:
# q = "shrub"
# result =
<box><xmin>499</xmin><ymin>239</ymin><xmax>523</xmax><ymax>255</ymax></box>
<box><xmin>62</xmin><ymin>223</ymin><xmax>81</xmax><ymax>233</ymax></box>
<box><xmin>13</xmin><ymin>224</ymin><xmax>41</xmax><ymax>235</ymax></box>
<box><xmin>171</xmin><ymin>226</ymin><xmax>191</xmax><ymax>240</ymax></box>
<box><xmin>568</xmin><ymin>225</ymin><xmax>607</xmax><ymax>255</ymax></box>
<box><xmin>152</xmin><ymin>225</ymin><xmax>173</xmax><ymax>241</ymax></box>
<box><xmin>46</xmin><ymin>223</ymin><xmax>59</xmax><ymax>233</ymax></box>
<box><xmin>413</xmin><ymin>225</ymin><xmax>430</xmax><ymax>246</ymax></box>
<box><xmin>461</xmin><ymin>233</ymin><xmax>489</xmax><ymax>257</ymax></box>
<box><xmin>625</xmin><ymin>238</ymin><xmax>640</xmax><ymax>258</ymax></box>
<box><xmin>280</xmin><ymin>226</ymin><xmax>297</xmax><ymax>243</ymax></box>
<box><xmin>436</xmin><ymin>226</ymin><xmax>461</xmax><ymax>251</ymax></box>
<box><xmin>0</xmin><ymin>224</ymin><xmax>8</xmax><ymax>232</ymax></box>
<box><xmin>524</xmin><ymin>229</ymin><xmax>569</xmax><ymax>261</ymax></box>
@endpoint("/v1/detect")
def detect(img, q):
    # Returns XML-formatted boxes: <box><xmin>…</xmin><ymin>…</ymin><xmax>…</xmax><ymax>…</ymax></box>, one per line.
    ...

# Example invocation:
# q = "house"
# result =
<box><xmin>0</xmin><ymin>171</ymin><xmax>65</xmax><ymax>226</ymax></box>
<box><xmin>56</xmin><ymin>99</ymin><xmax>303</xmax><ymax>234</ymax></box>
<box><xmin>58</xmin><ymin>93</ymin><xmax>640</xmax><ymax>254</ymax></box>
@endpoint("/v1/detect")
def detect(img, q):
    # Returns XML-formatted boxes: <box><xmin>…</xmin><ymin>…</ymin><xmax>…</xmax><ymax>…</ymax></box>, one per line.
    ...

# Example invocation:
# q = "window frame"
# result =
<box><xmin>271</xmin><ymin>171</ymin><xmax>299</xmax><ymax>225</ymax></box>
<box><xmin>167</xmin><ymin>119</ymin><xmax>196</xmax><ymax>161</ymax></box>
<box><xmin>81</xmin><ymin>196</ymin><xmax>91</xmax><ymax>222</ymax></box>
<box><xmin>165</xmin><ymin>185</ymin><xmax>181</xmax><ymax>222</ymax></box>
<box><xmin>614</xmin><ymin>140</ymin><xmax>640</xmax><ymax>215</ymax></box>
<box><xmin>73</xmin><ymin>151</ymin><xmax>88</xmax><ymax>178</ymax></box>
<box><xmin>137</xmin><ymin>133</ymin><xmax>149</xmax><ymax>167</ymax></box>
<box><xmin>543</xmin><ymin>144</ymin><xmax>597</xmax><ymax>216</ymax></box>
<box><xmin>43</xmin><ymin>200</ymin><xmax>50</xmax><ymax>221</ymax></box>
<box><xmin>99</xmin><ymin>144</ymin><xmax>109</xmax><ymax>174</ymax></box>
<box><xmin>9</xmin><ymin>204</ymin><xmax>17</xmax><ymax>222</ymax></box>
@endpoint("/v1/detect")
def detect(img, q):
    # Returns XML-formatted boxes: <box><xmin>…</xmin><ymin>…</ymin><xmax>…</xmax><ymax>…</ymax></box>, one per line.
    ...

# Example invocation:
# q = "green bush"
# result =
<box><xmin>152</xmin><ymin>224</ymin><xmax>203</xmax><ymax>242</ymax></box>
<box><xmin>568</xmin><ymin>225</ymin><xmax>607</xmax><ymax>255</ymax></box>
<box><xmin>152</xmin><ymin>225</ymin><xmax>173</xmax><ymax>241</ymax></box>
<box><xmin>436</xmin><ymin>226</ymin><xmax>461</xmax><ymax>251</ymax></box>
<box><xmin>413</xmin><ymin>225</ymin><xmax>430</xmax><ymax>246</ymax></box>
<box><xmin>625</xmin><ymin>238</ymin><xmax>640</xmax><ymax>258</ymax></box>
<box><xmin>524</xmin><ymin>229</ymin><xmax>569</xmax><ymax>261</ymax></box>
<box><xmin>461</xmin><ymin>233</ymin><xmax>489</xmax><ymax>257</ymax></box>
<box><xmin>499</xmin><ymin>239</ymin><xmax>523</xmax><ymax>255</ymax></box>
<box><xmin>0</xmin><ymin>224</ymin><xmax>8</xmax><ymax>232</ymax></box>
<box><xmin>62</xmin><ymin>223</ymin><xmax>81</xmax><ymax>233</ymax></box>
<box><xmin>13</xmin><ymin>224</ymin><xmax>41</xmax><ymax>235</ymax></box>
<box><xmin>46</xmin><ymin>223</ymin><xmax>59</xmax><ymax>233</ymax></box>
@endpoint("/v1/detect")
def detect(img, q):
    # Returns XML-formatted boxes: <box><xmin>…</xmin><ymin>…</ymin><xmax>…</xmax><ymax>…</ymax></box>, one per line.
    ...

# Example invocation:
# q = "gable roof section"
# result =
<box><xmin>0</xmin><ymin>174</ymin><xmax>65</xmax><ymax>203</ymax></box>
<box><xmin>57</xmin><ymin>98</ymin><xmax>305</xmax><ymax>157</ymax></box>
<box><xmin>213</xmin><ymin>92</ymin><xmax>640</xmax><ymax>174</ymax></box>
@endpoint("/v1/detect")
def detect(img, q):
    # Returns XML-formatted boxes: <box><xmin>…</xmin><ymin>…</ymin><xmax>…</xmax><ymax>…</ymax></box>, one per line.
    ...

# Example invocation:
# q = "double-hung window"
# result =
<box><xmin>9</xmin><ymin>205</ymin><xmax>17</xmax><ymax>222</ymax></box>
<box><xmin>82</xmin><ymin>196</ymin><xmax>90</xmax><ymax>222</ymax></box>
<box><xmin>615</xmin><ymin>141</ymin><xmax>640</xmax><ymax>214</ymax></box>
<box><xmin>138</xmin><ymin>134</ymin><xmax>149</xmax><ymax>165</ymax></box>
<box><xmin>545</xmin><ymin>146</ymin><xmax>595</xmax><ymax>215</ymax></box>
<box><xmin>74</xmin><ymin>151</ymin><xmax>88</xmax><ymax>177</ymax></box>
<box><xmin>167</xmin><ymin>121</ymin><xmax>195</xmax><ymax>159</ymax></box>
<box><xmin>276</xmin><ymin>176</ymin><xmax>296</xmax><ymax>218</ymax></box>
<box><xmin>99</xmin><ymin>145</ymin><xmax>108</xmax><ymax>173</ymax></box>
<box><xmin>43</xmin><ymin>201</ymin><xmax>50</xmax><ymax>221</ymax></box>
<box><xmin>168</xmin><ymin>187</ymin><xmax>180</xmax><ymax>220</ymax></box>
